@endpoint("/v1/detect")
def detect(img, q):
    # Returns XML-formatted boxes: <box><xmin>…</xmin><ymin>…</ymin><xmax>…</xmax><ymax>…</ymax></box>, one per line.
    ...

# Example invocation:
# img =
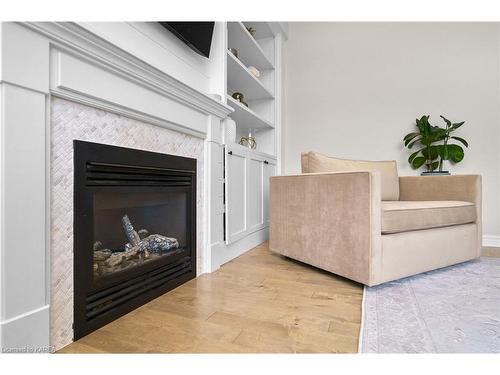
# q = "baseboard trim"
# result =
<box><xmin>213</xmin><ymin>228</ymin><xmax>269</xmax><ymax>270</ymax></box>
<box><xmin>0</xmin><ymin>305</ymin><xmax>50</xmax><ymax>352</ymax></box>
<box><xmin>483</xmin><ymin>235</ymin><xmax>500</xmax><ymax>247</ymax></box>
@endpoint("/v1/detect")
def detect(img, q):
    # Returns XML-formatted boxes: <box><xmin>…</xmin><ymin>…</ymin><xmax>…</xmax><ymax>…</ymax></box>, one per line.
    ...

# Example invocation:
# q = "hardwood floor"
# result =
<box><xmin>59</xmin><ymin>243</ymin><xmax>499</xmax><ymax>354</ymax></box>
<box><xmin>59</xmin><ymin>242</ymin><xmax>364</xmax><ymax>353</ymax></box>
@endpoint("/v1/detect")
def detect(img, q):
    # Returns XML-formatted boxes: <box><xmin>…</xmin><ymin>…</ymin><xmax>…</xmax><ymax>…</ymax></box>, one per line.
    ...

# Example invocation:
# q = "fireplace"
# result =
<box><xmin>73</xmin><ymin>141</ymin><xmax>196</xmax><ymax>339</ymax></box>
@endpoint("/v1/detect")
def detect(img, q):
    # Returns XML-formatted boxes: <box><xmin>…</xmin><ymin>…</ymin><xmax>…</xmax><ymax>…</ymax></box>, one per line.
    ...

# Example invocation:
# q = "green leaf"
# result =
<box><xmin>408</xmin><ymin>150</ymin><xmax>421</xmax><ymax>164</ymax></box>
<box><xmin>403</xmin><ymin>132</ymin><xmax>419</xmax><ymax>141</ymax></box>
<box><xmin>435</xmin><ymin>144</ymin><xmax>447</xmax><ymax>160</ymax></box>
<box><xmin>431</xmin><ymin>127</ymin><xmax>447</xmax><ymax>139</ymax></box>
<box><xmin>440</xmin><ymin>115</ymin><xmax>452</xmax><ymax>127</ymax></box>
<box><xmin>420</xmin><ymin>138</ymin><xmax>433</xmax><ymax>146</ymax></box>
<box><xmin>407</xmin><ymin>139</ymin><xmax>421</xmax><ymax>149</ymax></box>
<box><xmin>416</xmin><ymin>119</ymin><xmax>425</xmax><ymax>133</ymax></box>
<box><xmin>430</xmin><ymin>161</ymin><xmax>440</xmax><ymax>171</ymax></box>
<box><xmin>404</xmin><ymin>133</ymin><xmax>420</xmax><ymax>146</ymax></box>
<box><xmin>411</xmin><ymin>156</ymin><xmax>426</xmax><ymax>169</ymax></box>
<box><xmin>450</xmin><ymin>121</ymin><xmax>465</xmax><ymax>130</ymax></box>
<box><xmin>405</xmin><ymin>136</ymin><xmax>421</xmax><ymax>147</ymax></box>
<box><xmin>450</xmin><ymin>136</ymin><xmax>468</xmax><ymax>147</ymax></box>
<box><xmin>447</xmin><ymin>144</ymin><xmax>464</xmax><ymax>163</ymax></box>
<box><xmin>422</xmin><ymin>145</ymin><xmax>439</xmax><ymax>160</ymax></box>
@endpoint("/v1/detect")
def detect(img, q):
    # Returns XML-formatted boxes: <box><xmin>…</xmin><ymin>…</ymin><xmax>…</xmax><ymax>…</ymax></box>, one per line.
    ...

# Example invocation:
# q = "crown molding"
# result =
<box><xmin>22</xmin><ymin>22</ymin><xmax>233</xmax><ymax>120</ymax></box>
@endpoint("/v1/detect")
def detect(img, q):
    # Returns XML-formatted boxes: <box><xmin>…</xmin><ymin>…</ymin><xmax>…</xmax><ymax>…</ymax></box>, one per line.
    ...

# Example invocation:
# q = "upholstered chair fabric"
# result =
<box><xmin>301</xmin><ymin>151</ymin><xmax>400</xmax><ymax>200</ymax></box>
<box><xmin>269</xmin><ymin>171</ymin><xmax>381</xmax><ymax>285</ymax></box>
<box><xmin>270</xmin><ymin>166</ymin><xmax>482</xmax><ymax>286</ymax></box>
<box><xmin>381</xmin><ymin>200</ymin><xmax>476</xmax><ymax>234</ymax></box>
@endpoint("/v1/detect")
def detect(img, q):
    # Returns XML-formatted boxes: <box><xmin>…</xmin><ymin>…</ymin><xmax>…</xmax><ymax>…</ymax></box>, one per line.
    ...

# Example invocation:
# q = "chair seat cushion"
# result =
<box><xmin>381</xmin><ymin>200</ymin><xmax>476</xmax><ymax>234</ymax></box>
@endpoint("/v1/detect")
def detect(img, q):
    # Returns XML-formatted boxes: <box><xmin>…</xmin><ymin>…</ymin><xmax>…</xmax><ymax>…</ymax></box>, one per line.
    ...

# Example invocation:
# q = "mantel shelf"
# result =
<box><xmin>226</xmin><ymin>95</ymin><xmax>275</xmax><ymax>130</ymax></box>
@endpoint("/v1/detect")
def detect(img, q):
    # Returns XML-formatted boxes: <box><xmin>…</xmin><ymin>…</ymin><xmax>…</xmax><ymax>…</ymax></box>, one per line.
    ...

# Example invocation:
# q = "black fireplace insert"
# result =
<box><xmin>73</xmin><ymin>141</ymin><xmax>196</xmax><ymax>340</ymax></box>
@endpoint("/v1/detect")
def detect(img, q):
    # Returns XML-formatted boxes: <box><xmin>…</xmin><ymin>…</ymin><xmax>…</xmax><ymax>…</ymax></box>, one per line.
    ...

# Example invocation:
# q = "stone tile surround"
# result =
<box><xmin>50</xmin><ymin>97</ymin><xmax>205</xmax><ymax>350</ymax></box>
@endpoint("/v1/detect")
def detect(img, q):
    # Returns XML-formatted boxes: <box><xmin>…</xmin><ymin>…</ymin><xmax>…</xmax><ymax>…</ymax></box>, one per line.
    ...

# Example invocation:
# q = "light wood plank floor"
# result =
<box><xmin>59</xmin><ymin>242</ymin><xmax>364</xmax><ymax>353</ymax></box>
<box><xmin>59</xmin><ymin>244</ymin><xmax>500</xmax><ymax>354</ymax></box>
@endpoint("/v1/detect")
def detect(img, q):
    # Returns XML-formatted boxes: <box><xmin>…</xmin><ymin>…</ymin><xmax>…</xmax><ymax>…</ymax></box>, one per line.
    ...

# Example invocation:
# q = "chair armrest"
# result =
<box><xmin>399</xmin><ymin>174</ymin><xmax>481</xmax><ymax>204</ymax></box>
<box><xmin>269</xmin><ymin>171</ymin><xmax>382</xmax><ymax>285</ymax></box>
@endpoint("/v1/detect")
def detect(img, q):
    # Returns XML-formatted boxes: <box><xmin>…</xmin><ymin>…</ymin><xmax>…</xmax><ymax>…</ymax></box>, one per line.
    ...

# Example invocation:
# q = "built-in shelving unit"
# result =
<box><xmin>226</xmin><ymin>21</ymin><xmax>278</xmax><ymax>157</ymax></box>
<box><xmin>226</xmin><ymin>51</ymin><xmax>274</xmax><ymax>101</ymax></box>
<box><xmin>227</xmin><ymin>22</ymin><xmax>274</xmax><ymax>70</ymax></box>
<box><xmin>226</xmin><ymin>95</ymin><xmax>274</xmax><ymax>130</ymax></box>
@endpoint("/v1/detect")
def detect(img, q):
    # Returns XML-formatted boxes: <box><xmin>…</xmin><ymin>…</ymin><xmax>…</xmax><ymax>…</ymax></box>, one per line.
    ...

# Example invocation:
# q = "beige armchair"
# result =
<box><xmin>269</xmin><ymin>152</ymin><xmax>481</xmax><ymax>286</ymax></box>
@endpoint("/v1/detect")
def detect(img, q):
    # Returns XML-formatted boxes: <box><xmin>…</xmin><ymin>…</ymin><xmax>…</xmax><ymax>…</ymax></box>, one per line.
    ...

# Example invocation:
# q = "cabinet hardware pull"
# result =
<box><xmin>228</xmin><ymin>151</ymin><xmax>233</xmax><ymax>155</ymax></box>
<box><xmin>264</xmin><ymin>160</ymin><xmax>269</xmax><ymax>164</ymax></box>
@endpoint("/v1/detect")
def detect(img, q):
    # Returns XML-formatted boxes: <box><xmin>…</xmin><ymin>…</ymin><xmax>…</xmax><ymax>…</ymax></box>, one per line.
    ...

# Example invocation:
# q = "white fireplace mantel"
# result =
<box><xmin>0</xmin><ymin>22</ymin><xmax>232</xmax><ymax>350</ymax></box>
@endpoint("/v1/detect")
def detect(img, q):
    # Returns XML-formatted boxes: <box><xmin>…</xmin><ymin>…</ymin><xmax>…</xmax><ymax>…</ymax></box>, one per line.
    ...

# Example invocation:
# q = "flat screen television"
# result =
<box><xmin>159</xmin><ymin>22</ymin><xmax>215</xmax><ymax>58</ymax></box>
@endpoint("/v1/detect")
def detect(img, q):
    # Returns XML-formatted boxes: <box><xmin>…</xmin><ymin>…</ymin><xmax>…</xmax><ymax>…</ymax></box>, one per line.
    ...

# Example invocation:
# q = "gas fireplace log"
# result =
<box><xmin>133</xmin><ymin>234</ymin><xmax>180</xmax><ymax>254</ymax></box>
<box><xmin>138</xmin><ymin>229</ymin><xmax>149</xmax><ymax>239</ymax></box>
<box><xmin>94</xmin><ymin>249</ymin><xmax>112</xmax><ymax>261</ymax></box>
<box><xmin>104</xmin><ymin>248</ymin><xmax>140</xmax><ymax>267</ymax></box>
<box><xmin>101</xmin><ymin>235</ymin><xmax>180</xmax><ymax>269</ymax></box>
<box><xmin>121</xmin><ymin>215</ymin><xmax>141</xmax><ymax>246</ymax></box>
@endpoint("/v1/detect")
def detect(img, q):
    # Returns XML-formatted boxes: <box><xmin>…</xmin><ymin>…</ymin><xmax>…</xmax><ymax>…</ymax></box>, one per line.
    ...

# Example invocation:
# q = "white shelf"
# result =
<box><xmin>242</xmin><ymin>22</ymin><xmax>275</xmax><ymax>40</ymax></box>
<box><xmin>227</xmin><ymin>22</ymin><xmax>274</xmax><ymax>71</ymax></box>
<box><xmin>227</xmin><ymin>142</ymin><xmax>277</xmax><ymax>161</ymax></box>
<box><xmin>226</xmin><ymin>95</ymin><xmax>275</xmax><ymax>130</ymax></box>
<box><xmin>227</xmin><ymin>51</ymin><xmax>274</xmax><ymax>101</ymax></box>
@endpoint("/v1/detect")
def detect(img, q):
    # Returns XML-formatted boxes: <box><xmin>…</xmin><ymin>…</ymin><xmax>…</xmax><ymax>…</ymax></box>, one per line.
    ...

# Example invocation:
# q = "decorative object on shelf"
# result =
<box><xmin>403</xmin><ymin>114</ymin><xmax>468</xmax><ymax>175</ymax></box>
<box><xmin>247</xmin><ymin>66</ymin><xmax>261</xmax><ymax>78</ymax></box>
<box><xmin>239</xmin><ymin>128</ymin><xmax>257</xmax><ymax>149</ymax></box>
<box><xmin>228</xmin><ymin>48</ymin><xmax>238</xmax><ymax>58</ymax></box>
<box><xmin>224</xmin><ymin>117</ymin><xmax>237</xmax><ymax>143</ymax></box>
<box><xmin>246</xmin><ymin>26</ymin><xmax>257</xmax><ymax>39</ymax></box>
<box><xmin>231</xmin><ymin>92</ymin><xmax>248</xmax><ymax>107</ymax></box>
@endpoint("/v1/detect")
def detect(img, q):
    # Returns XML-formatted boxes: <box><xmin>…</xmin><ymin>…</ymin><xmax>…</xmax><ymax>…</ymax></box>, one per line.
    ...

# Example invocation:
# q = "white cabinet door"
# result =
<box><xmin>263</xmin><ymin>159</ymin><xmax>277</xmax><ymax>225</ymax></box>
<box><xmin>247</xmin><ymin>154</ymin><xmax>264</xmax><ymax>232</ymax></box>
<box><xmin>224</xmin><ymin>144</ymin><xmax>277</xmax><ymax>244</ymax></box>
<box><xmin>224</xmin><ymin>145</ymin><xmax>247</xmax><ymax>244</ymax></box>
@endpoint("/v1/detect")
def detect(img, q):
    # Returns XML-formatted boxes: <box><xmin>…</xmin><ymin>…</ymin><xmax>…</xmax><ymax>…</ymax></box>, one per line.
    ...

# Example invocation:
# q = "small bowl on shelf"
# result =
<box><xmin>231</xmin><ymin>92</ymin><xmax>248</xmax><ymax>107</ymax></box>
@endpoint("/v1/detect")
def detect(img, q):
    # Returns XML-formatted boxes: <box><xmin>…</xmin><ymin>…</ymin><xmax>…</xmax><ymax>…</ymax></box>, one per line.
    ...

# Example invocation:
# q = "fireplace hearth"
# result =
<box><xmin>73</xmin><ymin>141</ymin><xmax>196</xmax><ymax>340</ymax></box>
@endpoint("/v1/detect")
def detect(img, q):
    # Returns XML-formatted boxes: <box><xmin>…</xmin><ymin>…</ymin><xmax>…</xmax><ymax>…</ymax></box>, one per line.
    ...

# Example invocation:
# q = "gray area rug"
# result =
<box><xmin>359</xmin><ymin>257</ymin><xmax>500</xmax><ymax>353</ymax></box>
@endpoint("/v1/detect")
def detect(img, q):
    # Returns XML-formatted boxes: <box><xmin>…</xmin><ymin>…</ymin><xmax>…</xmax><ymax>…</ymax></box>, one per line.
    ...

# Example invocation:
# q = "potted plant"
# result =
<box><xmin>403</xmin><ymin>115</ymin><xmax>442</xmax><ymax>173</ymax></box>
<box><xmin>403</xmin><ymin>115</ymin><xmax>468</xmax><ymax>175</ymax></box>
<box><xmin>435</xmin><ymin>115</ymin><xmax>468</xmax><ymax>173</ymax></box>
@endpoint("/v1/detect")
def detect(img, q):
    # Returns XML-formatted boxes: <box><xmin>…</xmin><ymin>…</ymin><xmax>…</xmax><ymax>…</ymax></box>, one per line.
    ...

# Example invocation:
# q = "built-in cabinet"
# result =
<box><xmin>218</xmin><ymin>21</ymin><xmax>283</xmax><ymax>253</ymax></box>
<box><xmin>224</xmin><ymin>144</ymin><xmax>277</xmax><ymax>245</ymax></box>
<box><xmin>202</xmin><ymin>21</ymin><xmax>286</xmax><ymax>270</ymax></box>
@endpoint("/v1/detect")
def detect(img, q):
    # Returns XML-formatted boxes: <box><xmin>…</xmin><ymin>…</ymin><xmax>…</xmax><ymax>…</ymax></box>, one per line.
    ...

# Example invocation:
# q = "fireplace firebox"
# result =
<box><xmin>73</xmin><ymin>141</ymin><xmax>196</xmax><ymax>339</ymax></box>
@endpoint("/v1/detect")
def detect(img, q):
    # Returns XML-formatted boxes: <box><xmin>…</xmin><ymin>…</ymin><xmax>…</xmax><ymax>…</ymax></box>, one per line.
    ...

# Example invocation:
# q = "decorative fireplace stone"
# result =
<box><xmin>50</xmin><ymin>97</ymin><xmax>205</xmax><ymax>350</ymax></box>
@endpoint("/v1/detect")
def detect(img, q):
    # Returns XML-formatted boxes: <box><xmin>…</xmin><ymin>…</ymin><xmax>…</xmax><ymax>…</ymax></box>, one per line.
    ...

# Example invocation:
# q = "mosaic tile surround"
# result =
<box><xmin>50</xmin><ymin>97</ymin><xmax>205</xmax><ymax>350</ymax></box>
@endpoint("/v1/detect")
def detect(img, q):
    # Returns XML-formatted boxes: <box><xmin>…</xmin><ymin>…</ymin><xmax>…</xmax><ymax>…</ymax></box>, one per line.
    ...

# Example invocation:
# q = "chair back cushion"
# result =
<box><xmin>301</xmin><ymin>151</ymin><xmax>400</xmax><ymax>200</ymax></box>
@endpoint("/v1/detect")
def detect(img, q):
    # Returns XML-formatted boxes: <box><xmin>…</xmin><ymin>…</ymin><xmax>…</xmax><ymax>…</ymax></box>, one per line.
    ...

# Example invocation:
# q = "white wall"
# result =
<box><xmin>284</xmin><ymin>22</ymin><xmax>500</xmax><ymax>238</ymax></box>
